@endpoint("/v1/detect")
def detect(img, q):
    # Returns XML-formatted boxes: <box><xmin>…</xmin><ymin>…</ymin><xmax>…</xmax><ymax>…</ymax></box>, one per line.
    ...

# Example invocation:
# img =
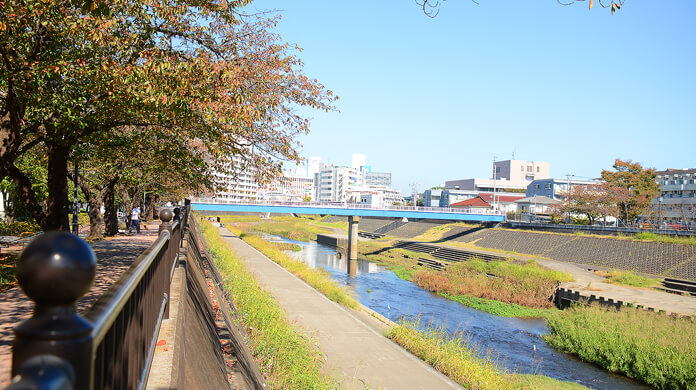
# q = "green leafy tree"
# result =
<box><xmin>1</xmin><ymin>0</ymin><xmax>335</xmax><ymax>231</ymax></box>
<box><xmin>601</xmin><ymin>159</ymin><xmax>660</xmax><ymax>225</ymax></box>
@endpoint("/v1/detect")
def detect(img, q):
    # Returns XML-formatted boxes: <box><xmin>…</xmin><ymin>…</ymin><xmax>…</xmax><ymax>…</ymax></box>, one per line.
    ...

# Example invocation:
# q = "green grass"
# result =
<box><xmin>544</xmin><ymin>305</ymin><xmax>696</xmax><ymax>389</ymax></box>
<box><xmin>250</xmin><ymin>219</ymin><xmax>330</xmax><ymax>242</ymax></box>
<box><xmin>226</xmin><ymin>225</ymin><xmax>360</xmax><ymax>310</ymax></box>
<box><xmin>507</xmin><ymin>374</ymin><xmax>590</xmax><ymax>390</ymax></box>
<box><xmin>218</xmin><ymin>215</ymin><xmax>263</xmax><ymax>223</ymax></box>
<box><xmin>387</xmin><ymin>319</ymin><xmax>513</xmax><ymax>389</ymax></box>
<box><xmin>599</xmin><ymin>270</ymin><xmax>661</xmax><ymax>289</ymax></box>
<box><xmin>199</xmin><ymin>221</ymin><xmax>339</xmax><ymax>389</ymax></box>
<box><xmin>387</xmin><ymin>319</ymin><xmax>589</xmax><ymax>389</ymax></box>
<box><xmin>0</xmin><ymin>254</ymin><xmax>17</xmax><ymax>292</ymax></box>
<box><xmin>634</xmin><ymin>232</ymin><xmax>696</xmax><ymax>246</ymax></box>
<box><xmin>440</xmin><ymin>293</ymin><xmax>557</xmax><ymax>318</ymax></box>
<box><xmin>271</xmin><ymin>242</ymin><xmax>302</xmax><ymax>252</ymax></box>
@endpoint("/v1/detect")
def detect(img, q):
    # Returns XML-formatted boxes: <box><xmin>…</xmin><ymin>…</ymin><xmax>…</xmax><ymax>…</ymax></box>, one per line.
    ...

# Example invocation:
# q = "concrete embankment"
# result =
<box><xmin>316</xmin><ymin>233</ymin><xmax>348</xmax><ymax>249</ymax></box>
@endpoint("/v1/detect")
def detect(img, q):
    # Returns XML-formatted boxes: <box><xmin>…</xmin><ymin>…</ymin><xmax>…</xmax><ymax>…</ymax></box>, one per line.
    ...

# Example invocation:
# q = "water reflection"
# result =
<box><xmin>261</xmin><ymin>234</ymin><xmax>649</xmax><ymax>390</ymax></box>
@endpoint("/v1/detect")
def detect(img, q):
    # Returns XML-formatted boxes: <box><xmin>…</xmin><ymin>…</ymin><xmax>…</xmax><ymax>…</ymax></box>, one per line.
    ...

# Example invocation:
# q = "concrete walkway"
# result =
<box><xmin>217</xmin><ymin>225</ymin><xmax>461</xmax><ymax>390</ymax></box>
<box><xmin>0</xmin><ymin>226</ymin><xmax>159</xmax><ymax>387</ymax></box>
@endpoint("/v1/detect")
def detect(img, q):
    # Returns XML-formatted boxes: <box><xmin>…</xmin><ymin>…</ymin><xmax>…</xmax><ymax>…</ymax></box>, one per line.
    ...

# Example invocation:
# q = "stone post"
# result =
<box><xmin>159</xmin><ymin>209</ymin><xmax>174</xmax><ymax>234</ymax></box>
<box><xmin>11</xmin><ymin>231</ymin><xmax>97</xmax><ymax>390</ymax></box>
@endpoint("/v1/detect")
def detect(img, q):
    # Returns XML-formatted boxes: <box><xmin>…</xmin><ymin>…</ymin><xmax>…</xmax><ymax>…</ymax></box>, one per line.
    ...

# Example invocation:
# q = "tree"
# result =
<box><xmin>1</xmin><ymin>1</ymin><xmax>335</xmax><ymax>231</ymax></box>
<box><xmin>601</xmin><ymin>159</ymin><xmax>660</xmax><ymax>225</ymax></box>
<box><xmin>559</xmin><ymin>181</ymin><xmax>629</xmax><ymax>225</ymax></box>
<box><xmin>417</xmin><ymin>0</ymin><xmax>626</xmax><ymax>17</ymax></box>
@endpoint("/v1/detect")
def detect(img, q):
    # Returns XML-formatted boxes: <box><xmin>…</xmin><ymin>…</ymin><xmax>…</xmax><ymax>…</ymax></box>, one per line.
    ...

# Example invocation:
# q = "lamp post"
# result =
<box><xmin>72</xmin><ymin>162</ymin><xmax>79</xmax><ymax>235</ymax></box>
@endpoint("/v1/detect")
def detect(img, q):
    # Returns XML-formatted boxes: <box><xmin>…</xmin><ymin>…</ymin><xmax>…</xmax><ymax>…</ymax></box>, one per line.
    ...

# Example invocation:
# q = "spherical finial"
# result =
<box><xmin>160</xmin><ymin>209</ymin><xmax>173</xmax><ymax>222</ymax></box>
<box><xmin>17</xmin><ymin>231</ymin><xmax>96</xmax><ymax>306</ymax></box>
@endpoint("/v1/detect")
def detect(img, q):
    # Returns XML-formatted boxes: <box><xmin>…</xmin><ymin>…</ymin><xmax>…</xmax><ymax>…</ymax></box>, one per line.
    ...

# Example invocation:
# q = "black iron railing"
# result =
<box><xmin>5</xmin><ymin>204</ymin><xmax>189</xmax><ymax>390</ymax></box>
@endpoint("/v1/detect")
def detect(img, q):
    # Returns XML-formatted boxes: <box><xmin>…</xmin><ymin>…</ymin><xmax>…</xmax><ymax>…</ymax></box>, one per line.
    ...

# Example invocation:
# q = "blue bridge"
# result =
<box><xmin>191</xmin><ymin>199</ymin><xmax>505</xmax><ymax>261</ymax></box>
<box><xmin>190</xmin><ymin>199</ymin><xmax>505</xmax><ymax>223</ymax></box>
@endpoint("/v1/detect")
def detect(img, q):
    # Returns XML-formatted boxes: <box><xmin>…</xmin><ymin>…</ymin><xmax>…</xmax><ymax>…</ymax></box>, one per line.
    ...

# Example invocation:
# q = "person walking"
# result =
<box><xmin>129</xmin><ymin>206</ymin><xmax>141</xmax><ymax>234</ymax></box>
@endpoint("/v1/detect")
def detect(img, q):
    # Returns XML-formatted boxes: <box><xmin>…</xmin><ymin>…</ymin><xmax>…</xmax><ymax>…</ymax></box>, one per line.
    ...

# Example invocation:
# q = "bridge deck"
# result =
<box><xmin>191</xmin><ymin>202</ymin><xmax>505</xmax><ymax>222</ymax></box>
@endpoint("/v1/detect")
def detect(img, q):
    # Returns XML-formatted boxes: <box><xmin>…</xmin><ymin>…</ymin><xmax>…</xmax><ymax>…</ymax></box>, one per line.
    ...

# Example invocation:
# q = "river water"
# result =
<box><xmin>261</xmin><ymin>234</ymin><xmax>649</xmax><ymax>390</ymax></box>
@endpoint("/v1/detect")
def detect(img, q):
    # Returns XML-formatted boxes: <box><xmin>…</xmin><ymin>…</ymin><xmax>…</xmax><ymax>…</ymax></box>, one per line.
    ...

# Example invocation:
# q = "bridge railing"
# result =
<box><xmin>190</xmin><ymin>197</ymin><xmax>507</xmax><ymax>216</ymax></box>
<box><xmin>5</xmin><ymin>205</ymin><xmax>189</xmax><ymax>390</ymax></box>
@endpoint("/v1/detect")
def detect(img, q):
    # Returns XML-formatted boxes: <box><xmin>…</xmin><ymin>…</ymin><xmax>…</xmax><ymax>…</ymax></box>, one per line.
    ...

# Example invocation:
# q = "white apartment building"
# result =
<box><xmin>346</xmin><ymin>186</ymin><xmax>402</xmax><ymax>208</ymax></box>
<box><xmin>364</xmin><ymin>171</ymin><xmax>392</xmax><ymax>187</ymax></box>
<box><xmin>258</xmin><ymin>174</ymin><xmax>314</xmax><ymax>201</ymax></box>
<box><xmin>213</xmin><ymin>156</ymin><xmax>259</xmax><ymax>202</ymax></box>
<box><xmin>315</xmin><ymin>165</ymin><xmax>361</xmax><ymax>202</ymax></box>
<box><xmin>654</xmin><ymin>168</ymin><xmax>696</xmax><ymax>227</ymax></box>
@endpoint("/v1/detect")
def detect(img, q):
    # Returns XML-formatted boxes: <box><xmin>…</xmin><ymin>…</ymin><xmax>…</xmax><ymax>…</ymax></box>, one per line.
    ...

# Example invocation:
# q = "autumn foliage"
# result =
<box><xmin>1</xmin><ymin>0</ymin><xmax>336</xmax><ymax>231</ymax></box>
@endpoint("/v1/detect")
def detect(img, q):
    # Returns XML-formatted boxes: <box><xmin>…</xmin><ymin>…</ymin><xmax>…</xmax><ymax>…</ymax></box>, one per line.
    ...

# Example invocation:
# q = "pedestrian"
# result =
<box><xmin>129</xmin><ymin>206</ymin><xmax>141</xmax><ymax>234</ymax></box>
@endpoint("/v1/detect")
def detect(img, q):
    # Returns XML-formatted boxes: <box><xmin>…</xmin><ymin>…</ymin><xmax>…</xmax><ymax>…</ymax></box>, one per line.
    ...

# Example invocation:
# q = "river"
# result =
<box><xmin>261</xmin><ymin>233</ymin><xmax>650</xmax><ymax>390</ymax></box>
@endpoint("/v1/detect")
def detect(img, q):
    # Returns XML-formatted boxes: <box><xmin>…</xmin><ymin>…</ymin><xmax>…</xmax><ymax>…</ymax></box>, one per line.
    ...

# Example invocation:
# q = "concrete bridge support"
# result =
<box><xmin>347</xmin><ymin>216</ymin><xmax>359</xmax><ymax>260</ymax></box>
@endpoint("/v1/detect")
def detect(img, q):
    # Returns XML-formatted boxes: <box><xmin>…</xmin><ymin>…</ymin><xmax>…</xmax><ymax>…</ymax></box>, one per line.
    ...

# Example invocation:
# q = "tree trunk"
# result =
<box><xmin>78</xmin><ymin>178</ymin><xmax>104</xmax><ymax>241</ymax></box>
<box><xmin>103</xmin><ymin>181</ymin><xmax>119</xmax><ymax>236</ymax></box>
<box><xmin>44</xmin><ymin>142</ymin><xmax>71</xmax><ymax>231</ymax></box>
<box><xmin>121</xmin><ymin>186</ymin><xmax>133</xmax><ymax>231</ymax></box>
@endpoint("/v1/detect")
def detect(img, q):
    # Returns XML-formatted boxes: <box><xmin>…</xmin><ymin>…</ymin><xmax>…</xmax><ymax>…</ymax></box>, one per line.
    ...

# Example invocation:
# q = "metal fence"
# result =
<box><xmin>5</xmin><ymin>205</ymin><xmax>189</xmax><ymax>390</ymax></box>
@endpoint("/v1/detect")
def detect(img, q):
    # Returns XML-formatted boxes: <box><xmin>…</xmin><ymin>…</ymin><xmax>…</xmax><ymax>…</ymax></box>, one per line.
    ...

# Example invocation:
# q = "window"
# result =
<box><xmin>495</xmin><ymin>167</ymin><xmax>500</xmax><ymax>174</ymax></box>
<box><xmin>521</xmin><ymin>166</ymin><xmax>524</xmax><ymax>172</ymax></box>
<box><xmin>545</xmin><ymin>183</ymin><xmax>551</xmax><ymax>189</ymax></box>
<box><xmin>534</xmin><ymin>184</ymin><xmax>540</xmax><ymax>189</ymax></box>
<box><xmin>527</xmin><ymin>166</ymin><xmax>532</xmax><ymax>172</ymax></box>
<box><xmin>536</xmin><ymin>166</ymin><xmax>540</xmax><ymax>173</ymax></box>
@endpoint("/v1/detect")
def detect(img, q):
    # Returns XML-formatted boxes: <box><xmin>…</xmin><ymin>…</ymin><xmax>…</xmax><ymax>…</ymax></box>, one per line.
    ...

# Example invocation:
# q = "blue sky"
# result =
<box><xmin>247</xmin><ymin>1</ymin><xmax>696</xmax><ymax>194</ymax></box>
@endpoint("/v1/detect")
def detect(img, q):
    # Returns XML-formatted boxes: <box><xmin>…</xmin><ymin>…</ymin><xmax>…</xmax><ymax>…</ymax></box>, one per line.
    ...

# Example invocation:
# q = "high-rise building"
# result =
<box><xmin>212</xmin><ymin>156</ymin><xmax>259</xmax><ymax>202</ymax></box>
<box><xmin>307</xmin><ymin>156</ymin><xmax>322</xmax><ymax>179</ymax></box>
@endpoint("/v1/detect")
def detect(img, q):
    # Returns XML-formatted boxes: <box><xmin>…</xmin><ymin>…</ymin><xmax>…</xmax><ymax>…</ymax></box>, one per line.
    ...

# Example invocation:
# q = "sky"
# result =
<box><xmin>245</xmin><ymin>0</ymin><xmax>696</xmax><ymax>195</ymax></box>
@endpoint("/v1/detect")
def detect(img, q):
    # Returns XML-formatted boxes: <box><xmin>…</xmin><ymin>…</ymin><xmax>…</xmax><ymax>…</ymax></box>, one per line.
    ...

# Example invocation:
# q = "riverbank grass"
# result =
<box><xmin>596</xmin><ymin>270</ymin><xmax>661</xmax><ymax>289</ymax></box>
<box><xmin>388</xmin><ymin>319</ymin><xmax>589</xmax><ymax>390</ymax></box>
<box><xmin>249</xmin><ymin>218</ymin><xmax>330</xmax><ymax>242</ymax></box>
<box><xmin>360</xmin><ymin>239</ymin><xmax>570</xmax><ymax>317</ymax></box>
<box><xmin>225</xmin><ymin>225</ymin><xmax>360</xmax><ymax>309</ymax></box>
<box><xmin>544</xmin><ymin>305</ymin><xmax>696</xmax><ymax>389</ymax></box>
<box><xmin>200</xmin><ymin>221</ymin><xmax>338</xmax><ymax>389</ymax></box>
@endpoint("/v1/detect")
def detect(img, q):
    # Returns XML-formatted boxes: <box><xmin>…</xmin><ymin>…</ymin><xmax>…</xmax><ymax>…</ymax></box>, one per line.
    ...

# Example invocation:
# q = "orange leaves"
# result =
<box><xmin>589</xmin><ymin>0</ymin><xmax>593</xmax><ymax>10</ymax></box>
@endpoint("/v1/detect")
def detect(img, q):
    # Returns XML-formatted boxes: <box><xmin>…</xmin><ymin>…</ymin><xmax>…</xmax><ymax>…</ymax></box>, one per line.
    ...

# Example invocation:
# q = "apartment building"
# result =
<box><xmin>654</xmin><ymin>168</ymin><xmax>696</xmax><ymax>227</ymax></box>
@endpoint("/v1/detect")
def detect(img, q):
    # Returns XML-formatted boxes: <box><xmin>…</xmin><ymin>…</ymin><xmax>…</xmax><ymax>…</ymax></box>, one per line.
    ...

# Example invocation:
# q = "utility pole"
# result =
<box><xmin>492</xmin><ymin>156</ymin><xmax>497</xmax><ymax>212</ymax></box>
<box><xmin>410</xmin><ymin>182</ymin><xmax>419</xmax><ymax>207</ymax></box>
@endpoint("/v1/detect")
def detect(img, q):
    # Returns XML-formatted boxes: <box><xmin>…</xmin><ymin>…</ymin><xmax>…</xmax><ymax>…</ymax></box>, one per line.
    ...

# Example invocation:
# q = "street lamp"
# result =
<box><xmin>658</xmin><ymin>196</ymin><xmax>663</xmax><ymax>228</ymax></box>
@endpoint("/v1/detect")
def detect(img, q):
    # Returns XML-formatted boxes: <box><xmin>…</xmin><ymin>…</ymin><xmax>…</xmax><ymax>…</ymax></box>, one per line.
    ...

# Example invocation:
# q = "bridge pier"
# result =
<box><xmin>347</xmin><ymin>216</ymin><xmax>359</xmax><ymax>260</ymax></box>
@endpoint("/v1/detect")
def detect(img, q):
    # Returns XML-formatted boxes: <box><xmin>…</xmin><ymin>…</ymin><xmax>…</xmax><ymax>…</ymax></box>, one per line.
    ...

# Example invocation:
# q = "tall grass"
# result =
<box><xmin>218</xmin><ymin>215</ymin><xmax>262</xmax><ymax>223</ymax></box>
<box><xmin>634</xmin><ymin>232</ymin><xmax>696</xmax><ymax>246</ymax></box>
<box><xmin>200</xmin><ymin>221</ymin><xmax>339</xmax><ymax>389</ymax></box>
<box><xmin>544</xmin><ymin>305</ymin><xmax>696</xmax><ymax>389</ymax></box>
<box><xmin>413</xmin><ymin>258</ymin><xmax>572</xmax><ymax>310</ymax></box>
<box><xmin>387</xmin><ymin>319</ymin><xmax>588</xmax><ymax>389</ymax></box>
<box><xmin>226</xmin><ymin>225</ymin><xmax>360</xmax><ymax>310</ymax></box>
<box><xmin>599</xmin><ymin>270</ymin><xmax>661</xmax><ymax>289</ymax></box>
<box><xmin>387</xmin><ymin>319</ymin><xmax>512</xmax><ymax>389</ymax></box>
<box><xmin>250</xmin><ymin>219</ymin><xmax>330</xmax><ymax>242</ymax></box>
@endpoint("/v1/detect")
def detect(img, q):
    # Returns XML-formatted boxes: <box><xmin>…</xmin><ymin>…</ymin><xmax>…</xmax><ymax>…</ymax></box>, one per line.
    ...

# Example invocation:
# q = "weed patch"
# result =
<box><xmin>0</xmin><ymin>254</ymin><xmax>18</xmax><ymax>292</ymax></box>
<box><xmin>544</xmin><ymin>305</ymin><xmax>696</xmax><ymax>389</ymax></box>
<box><xmin>597</xmin><ymin>270</ymin><xmax>661</xmax><ymax>289</ymax></box>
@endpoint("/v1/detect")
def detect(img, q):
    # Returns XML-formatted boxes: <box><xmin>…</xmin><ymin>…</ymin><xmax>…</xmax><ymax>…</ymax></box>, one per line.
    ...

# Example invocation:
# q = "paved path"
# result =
<box><xmin>0</xmin><ymin>226</ymin><xmax>159</xmax><ymax>386</ymax></box>
<box><xmin>217</xmin><ymin>225</ymin><xmax>461</xmax><ymax>390</ymax></box>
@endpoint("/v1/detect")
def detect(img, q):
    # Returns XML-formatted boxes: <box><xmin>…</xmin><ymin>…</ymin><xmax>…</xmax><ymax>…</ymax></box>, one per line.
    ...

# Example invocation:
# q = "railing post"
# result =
<box><xmin>11</xmin><ymin>232</ymin><xmax>96</xmax><ymax>390</ymax></box>
<box><xmin>159</xmin><ymin>208</ymin><xmax>173</xmax><ymax>234</ymax></box>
